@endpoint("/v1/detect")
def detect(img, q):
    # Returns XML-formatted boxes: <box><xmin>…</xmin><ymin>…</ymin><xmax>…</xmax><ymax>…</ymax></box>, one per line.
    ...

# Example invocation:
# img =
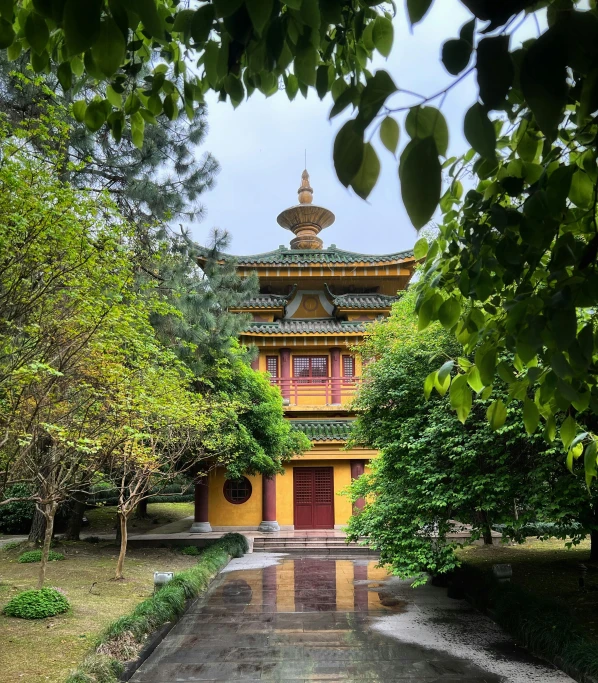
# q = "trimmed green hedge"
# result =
<box><xmin>3</xmin><ymin>587</ymin><xmax>70</xmax><ymax>619</ymax></box>
<box><xmin>18</xmin><ymin>550</ymin><xmax>65</xmax><ymax>563</ymax></box>
<box><xmin>456</xmin><ymin>563</ymin><xmax>598</xmax><ymax>680</ymax></box>
<box><xmin>65</xmin><ymin>533</ymin><xmax>248</xmax><ymax>683</ymax></box>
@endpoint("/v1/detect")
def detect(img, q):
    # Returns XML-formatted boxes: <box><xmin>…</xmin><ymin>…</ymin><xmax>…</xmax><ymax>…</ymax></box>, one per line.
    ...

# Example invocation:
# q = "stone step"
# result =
<box><xmin>253</xmin><ymin>545</ymin><xmax>377</xmax><ymax>555</ymax></box>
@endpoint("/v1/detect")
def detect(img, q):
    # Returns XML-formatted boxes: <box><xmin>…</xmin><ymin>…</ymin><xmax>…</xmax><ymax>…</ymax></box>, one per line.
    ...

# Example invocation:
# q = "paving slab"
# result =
<box><xmin>131</xmin><ymin>554</ymin><xmax>574</xmax><ymax>683</ymax></box>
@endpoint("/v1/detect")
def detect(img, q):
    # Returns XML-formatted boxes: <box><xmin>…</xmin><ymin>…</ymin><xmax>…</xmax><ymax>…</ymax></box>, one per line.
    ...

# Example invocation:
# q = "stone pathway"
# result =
<box><xmin>131</xmin><ymin>554</ymin><xmax>574</xmax><ymax>682</ymax></box>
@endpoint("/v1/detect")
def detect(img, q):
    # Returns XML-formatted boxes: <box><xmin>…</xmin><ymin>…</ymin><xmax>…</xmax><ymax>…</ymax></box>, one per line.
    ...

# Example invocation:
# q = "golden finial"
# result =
<box><xmin>298</xmin><ymin>169</ymin><xmax>313</xmax><ymax>205</ymax></box>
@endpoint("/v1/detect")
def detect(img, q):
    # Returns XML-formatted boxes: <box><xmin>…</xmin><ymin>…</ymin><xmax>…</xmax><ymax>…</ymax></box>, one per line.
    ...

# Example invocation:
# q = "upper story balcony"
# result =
<box><xmin>269</xmin><ymin>376</ymin><xmax>361</xmax><ymax>409</ymax></box>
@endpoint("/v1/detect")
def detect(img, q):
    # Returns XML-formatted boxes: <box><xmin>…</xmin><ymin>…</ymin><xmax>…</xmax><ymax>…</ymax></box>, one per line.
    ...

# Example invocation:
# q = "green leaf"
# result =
<box><xmin>520</xmin><ymin>28</ymin><xmax>568</xmax><ymax>136</ymax></box>
<box><xmin>84</xmin><ymin>100</ymin><xmax>106</xmax><ymax>132</ymax></box>
<box><xmin>418</xmin><ymin>292</ymin><xmax>442</xmax><ymax>331</ymax></box>
<box><xmin>106</xmin><ymin>85</ymin><xmax>122</xmax><ymax>108</ymax></box>
<box><xmin>413</xmin><ymin>237</ymin><xmax>428</xmax><ymax>260</ymax></box>
<box><xmin>584</xmin><ymin>440</ymin><xmax>597</xmax><ymax>488</ymax></box>
<box><xmin>0</xmin><ymin>19</ymin><xmax>15</xmax><ymax>50</ymax></box>
<box><xmin>224</xmin><ymin>74</ymin><xmax>244</xmax><ymax>107</ymax></box>
<box><xmin>464</xmin><ymin>103</ymin><xmax>496</xmax><ymax>160</ymax></box>
<box><xmin>467</xmin><ymin>366</ymin><xmax>484</xmax><ymax>393</ymax></box>
<box><xmin>333</xmin><ymin>120</ymin><xmax>364</xmax><ymax>188</ymax></box>
<box><xmin>300</xmin><ymin>0</ymin><xmax>320</xmax><ymax>29</ymax></box>
<box><xmin>405</xmin><ymin>106</ymin><xmax>448</xmax><ymax>156</ymax></box>
<box><xmin>450</xmin><ymin>374</ymin><xmax>472</xmax><ymax>424</ymax></box>
<box><xmin>407</xmin><ymin>0</ymin><xmax>433</xmax><ymax>26</ymax></box>
<box><xmin>433</xmin><ymin>360</ymin><xmax>452</xmax><ymax>385</ymax></box>
<box><xmin>72</xmin><ymin>100</ymin><xmax>86</xmax><ymax>123</ymax></box>
<box><xmin>496</xmin><ymin>361</ymin><xmax>516</xmax><ymax>384</ymax></box>
<box><xmin>57</xmin><ymin>62</ymin><xmax>73</xmax><ymax>90</ymax></box>
<box><xmin>25</xmin><ymin>12</ymin><xmax>49</xmax><ymax>54</ymax></box>
<box><xmin>441</xmin><ymin>38</ymin><xmax>471</xmax><ymax>75</ymax></box>
<box><xmin>475</xmin><ymin>345</ymin><xmax>496</xmax><ymax>387</ymax></box>
<box><xmin>295</xmin><ymin>42</ymin><xmax>317</xmax><ymax>86</ymax></box>
<box><xmin>380</xmin><ymin>116</ymin><xmax>399</xmax><ymax>154</ymax></box>
<box><xmin>399</xmin><ymin>137</ymin><xmax>441</xmax><ymax>230</ymax></box>
<box><xmin>350</xmin><ymin>143</ymin><xmax>380</xmax><ymax>200</ymax></box>
<box><xmin>92</xmin><ymin>18</ymin><xmax>126</xmax><ymax>77</ymax></box>
<box><xmin>190</xmin><ymin>5</ymin><xmax>215</xmax><ymax>44</ymax></box>
<box><xmin>130</xmin><ymin>110</ymin><xmax>144</xmax><ymax>149</ymax></box>
<box><xmin>121</xmin><ymin>0</ymin><xmax>164</xmax><ymax>38</ymax></box>
<box><xmin>203</xmin><ymin>41</ymin><xmax>219</xmax><ymax>87</ymax></box>
<box><xmin>523</xmin><ymin>398</ymin><xmax>539</xmax><ymax>435</ymax></box>
<box><xmin>569</xmin><ymin>170</ymin><xmax>594</xmax><ymax>209</ymax></box>
<box><xmin>372</xmin><ymin>16</ymin><xmax>393</xmax><ymax>58</ymax></box>
<box><xmin>487</xmin><ymin>399</ymin><xmax>507</xmax><ymax>430</ymax></box>
<box><xmin>424</xmin><ymin>371</ymin><xmax>436</xmax><ymax>400</ymax></box>
<box><xmin>213</xmin><ymin>0</ymin><xmax>243</xmax><ymax>17</ymax></box>
<box><xmin>560</xmin><ymin>415</ymin><xmax>577</xmax><ymax>450</ymax></box>
<box><xmin>544</xmin><ymin>415</ymin><xmax>556</xmax><ymax>442</ymax></box>
<box><xmin>172</xmin><ymin>8</ymin><xmax>194</xmax><ymax>32</ymax></box>
<box><xmin>434</xmin><ymin>371</ymin><xmax>451</xmax><ymax>397</ymax></box>
<box><xmin>285</xmin><ymin>73</ymin><xmax>299</xmax><ymax>101</ymax></box>
<box><xmin>63</xmin><ymin>0</ymin><xmax>102</xmax><ymax>55</ymax></box>
<box><xmin>476</xmin><ymin>35</ymin><xmax>514</xmax><ymax>110</ymax></box>
<box><xmin>357</xmin><ymin>70</ymin><xmax>397</xmax><ymax>129</ymax></box>
<box><xmin>246</xmin><ymin>0</ymin><xmax>272</xmax><ymax>35</ymax></box>
<box><xmin>438</xmin><ymin>297</ymin><xmax>460</xmax><ymax>330</ymax></box>
<box><xmin>316</xmin><ymin>65</ymin><xmax>329</xmax><ymax>100</ymax></box>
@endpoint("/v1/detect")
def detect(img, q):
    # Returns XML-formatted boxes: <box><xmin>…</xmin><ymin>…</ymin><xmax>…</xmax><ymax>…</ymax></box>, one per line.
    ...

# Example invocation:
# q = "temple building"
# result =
<box><xmin>191</xmin><ymin>170</ymin><xmax>416</xmax><ymax>533</ymax></box>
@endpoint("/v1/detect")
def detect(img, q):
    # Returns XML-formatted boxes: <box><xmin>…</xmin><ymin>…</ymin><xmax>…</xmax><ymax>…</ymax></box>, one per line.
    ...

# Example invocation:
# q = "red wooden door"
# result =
<box><xmin>293</xmin><ymin>467</ymin><xmax>334</xmax><ymax>529</ymax></box>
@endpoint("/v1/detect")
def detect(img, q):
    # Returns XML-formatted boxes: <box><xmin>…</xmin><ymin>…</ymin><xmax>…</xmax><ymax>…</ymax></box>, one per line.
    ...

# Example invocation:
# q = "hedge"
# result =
<box><xmin>455</xmin><ymin>562</ymin><xmax>598</xmax><ymax>681</ymax></box>
<box><xmin>492</xmin><ymin>522</ymin><xmax>583</xmax><ymax>539</ymax></box>
<box><xmin>65</xmin><ymin>533</ymin><xmax>248</xmax><ymax>683</ymax></box>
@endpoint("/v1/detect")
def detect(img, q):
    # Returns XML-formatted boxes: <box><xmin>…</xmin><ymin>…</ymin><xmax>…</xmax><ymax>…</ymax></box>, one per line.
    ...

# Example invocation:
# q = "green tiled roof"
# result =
<box><xmin>291</xmin><ymin>420</ymin><xmax>354</xmax><ymax>441</ymax></box>
<box><xmin>234</xmin><ymin>245</ymin><xmax>414</xmax><ymax>266</ymax></box>
<box><xmin>332</xmin><ymin>293</ymin><xmax>399</xmax><ymax>309</ymax></box>
<box><xmin>243</xmin><ymin>319</ymin><xmax>367</xmax><ymax>334</ymax></box>
<box><xmin>238</xmin><ymin>293</ymin><xmax>290</xmax><ymax>309</ymax></box>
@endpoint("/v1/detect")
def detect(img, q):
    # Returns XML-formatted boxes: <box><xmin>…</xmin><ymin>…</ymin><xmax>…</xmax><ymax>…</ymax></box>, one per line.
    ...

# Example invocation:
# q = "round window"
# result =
<box><xmin>223</xmin><ymin>477</ymin><xmax>252</xmax><ymax>505</ymax></box>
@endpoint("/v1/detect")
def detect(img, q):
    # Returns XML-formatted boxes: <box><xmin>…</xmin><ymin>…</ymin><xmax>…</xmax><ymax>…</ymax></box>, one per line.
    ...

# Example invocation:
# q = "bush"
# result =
<box><xmin>213</xmin><ymin>532</ymin><xmax>249</xmax><ymax>558</ymax></box>
<box><xmin>493</xmin><ymin>521</ymin><xmax>583</xmax><ymax>539</ymax></box>
<box><xmin>82</xmin><ymin>536</ymin><xmax>101</xmax><ymax>544</ymax></box>
<box><xmin>3</xmin><ymin>587</ymin><xmax>70</xmax><ymax>619</ymax></box>
<box><xmin>0</xmin><ymin>484</ymin><xmax>35</xmax><ymax>534</ymax></box>
<box><xmin>18</xmin><ymin>550</ymin><xmax>65</xmax><ymax>563</ymax></box>
<box><xmin>2</xmin><ymin>540</ymin><xmax>23</xmax><ymax>551</ymax></box>
<box><xmin>181</xmin><ymin>546</ymin><xmax>200</xmax><ymax>556</ymax></box>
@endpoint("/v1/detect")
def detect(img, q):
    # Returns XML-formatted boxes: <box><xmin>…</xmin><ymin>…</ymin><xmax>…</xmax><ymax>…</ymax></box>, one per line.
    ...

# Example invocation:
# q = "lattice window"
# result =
<box><xmin>293</xmin><ymin>356</ymin><xmax>328</xmax><ymax>383</ymax></box>
<box><xmin>314</xmin><ymin>470</ymin><xmax>333</xmax><ymax>504</ymax></box>
<box><xmin>294</xmin><ymin>471</ymin><xmax>312</xmax><ymax>504</ymax></box>
<box><xmin>342</xmin><ymin>355</ymin><xmax>355</xmax><ymax>378</ymax></box>
<box><xmin>223</xmin><ymin>477</ymin><xmax>252</xmax><ymax>504</ymax></box>
<box><xmin>266</xmin><ymin>356</ymin><xmax>278</xmax><ymax>377</ymax></box>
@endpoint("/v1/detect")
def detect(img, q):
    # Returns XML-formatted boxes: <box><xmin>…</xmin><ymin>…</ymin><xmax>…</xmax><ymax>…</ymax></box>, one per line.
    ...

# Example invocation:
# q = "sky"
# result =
<box><xmin>186</xmin><ymin>1</ymin><xmax>538</xmax><ymax>257</ymax></box>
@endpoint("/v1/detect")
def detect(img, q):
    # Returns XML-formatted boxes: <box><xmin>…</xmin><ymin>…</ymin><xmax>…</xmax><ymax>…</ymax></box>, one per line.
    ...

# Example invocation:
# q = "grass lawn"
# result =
<box><xmin>0</xmin><ymin>540</ymin><xmax>198</xmax><ymax>683</ymax></box>
<box><xmin>458</xmin><ymin>537</ymin><xmax>598</xmax><ymax>640</ymax></box>
<box><xmin>85</xmin><ymin>501</ymin><xmax>194</xmax><ymax>536</ymax></box>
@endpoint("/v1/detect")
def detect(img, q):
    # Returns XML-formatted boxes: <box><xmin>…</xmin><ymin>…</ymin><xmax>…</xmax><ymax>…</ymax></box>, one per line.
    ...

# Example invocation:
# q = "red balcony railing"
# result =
<box><xmin>269</xmin><ymin>376</ymin><xmax>361</xmax><ymax>406</ymax></box>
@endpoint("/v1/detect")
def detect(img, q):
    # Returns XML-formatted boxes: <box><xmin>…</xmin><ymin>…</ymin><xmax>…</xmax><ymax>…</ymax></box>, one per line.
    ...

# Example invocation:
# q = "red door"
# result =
<box><xmin>293</xmin><ymin>467</ymin><xmax>334</xmax><ymax>529</ymax></box>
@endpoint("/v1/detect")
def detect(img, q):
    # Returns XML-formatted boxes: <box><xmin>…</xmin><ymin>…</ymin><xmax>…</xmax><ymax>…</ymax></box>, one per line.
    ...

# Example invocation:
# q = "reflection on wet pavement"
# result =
<box><xmin>132</xmin><ymin>556</ymin><xmax>572</xmax><ymax>682</ymax></box>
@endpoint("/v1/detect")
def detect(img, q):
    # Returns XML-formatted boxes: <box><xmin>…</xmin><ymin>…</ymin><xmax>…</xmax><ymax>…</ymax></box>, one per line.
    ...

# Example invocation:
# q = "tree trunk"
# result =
<box><xmin>483</xmin><ymin>525</ymin><xmax>493</xmax><ymax>545</ymax></box>
<box><xmin>29</xmin><ymin>508</ymin><xmax>46</xmax><ymax>544</ymax></box>
<box><xmin>37</xmin><ymin>504</ymin><xmax>57</xmax><ymax>589</ymax></box>
<box><xmin>135</xmin><ymin>499</ymin><xmax>148</xmax><ymax>519</ymax></box>
<box><xmin>115</xmin><ymin>513</ymin><xmax>121</xmax><ymax>544</ymax></box>
<box><xmin>115</xmin><ymin>512</ymin><xmax>128</xmax><ymax>580</ymax></box>
<box><xmin>591</xmin><ymin>530</ymin><xmax>598</xmax><ymax>562</ymax></box>
<box><xmin>64</xmin><ymin>494</ymin><xmax>88</xmax><ymax>541</ymax></box>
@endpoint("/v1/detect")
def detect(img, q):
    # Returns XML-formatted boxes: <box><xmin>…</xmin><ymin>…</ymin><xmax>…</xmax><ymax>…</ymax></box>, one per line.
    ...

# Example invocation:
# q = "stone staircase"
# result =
<box><xmin>252</xmin><ymin>534</ymin><xmax>377</xmax><ymax>556</ymax></box>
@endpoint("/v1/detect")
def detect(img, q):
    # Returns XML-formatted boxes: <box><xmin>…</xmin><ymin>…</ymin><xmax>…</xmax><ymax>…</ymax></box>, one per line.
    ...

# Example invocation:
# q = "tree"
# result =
<box><xmin>346</xmin><ymin>291</ymin><xmax>596</xmax><ymax>582</ymax></box>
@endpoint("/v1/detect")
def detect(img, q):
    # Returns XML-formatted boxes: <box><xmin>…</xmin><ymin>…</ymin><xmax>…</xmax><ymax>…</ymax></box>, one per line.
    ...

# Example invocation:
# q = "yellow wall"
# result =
<box><xmin>209</xmin><ymin>460</ymin><xmax>356</xmax><ymax>528</ymax></box>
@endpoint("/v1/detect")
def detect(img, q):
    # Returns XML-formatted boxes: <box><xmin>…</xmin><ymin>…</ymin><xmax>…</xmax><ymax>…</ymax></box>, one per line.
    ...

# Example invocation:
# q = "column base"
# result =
<box><xmin>258</xmin><ymin>520</ymin><xmax>280</xmax><ymax>532</ymax></box>
<box><xmin>189</xmin><ymin>522</ymin><xmax>212</xmax><ymax>533</ymax></box>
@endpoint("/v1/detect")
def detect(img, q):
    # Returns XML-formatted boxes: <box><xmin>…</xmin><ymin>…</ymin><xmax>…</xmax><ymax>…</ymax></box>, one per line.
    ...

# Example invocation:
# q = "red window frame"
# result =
<box><xmin>343</xmin><ymin>355</ymin><xmax>356</xmax><ymax>384</ymax></box>
<box><xmin>266</xmin><ymin>356</ymin><xmax>279</xmax><ymax>377</ymax></box>
<box><xmin>293</xmin><ymin>356</ymin><xmax>329</xmax><ymax>384</ymax></box>
<box><xmin>223</xmin><ymin>477</ymin><xmax>253</xmax><ymax>504</ymax></box>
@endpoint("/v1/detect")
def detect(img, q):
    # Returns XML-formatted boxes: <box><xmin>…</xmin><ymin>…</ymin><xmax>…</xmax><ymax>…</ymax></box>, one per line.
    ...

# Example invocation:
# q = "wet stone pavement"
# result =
<box><xmin>131</xmin><ymin>555</ymin><xmax>574</xmax><ymax>682</ymax></box>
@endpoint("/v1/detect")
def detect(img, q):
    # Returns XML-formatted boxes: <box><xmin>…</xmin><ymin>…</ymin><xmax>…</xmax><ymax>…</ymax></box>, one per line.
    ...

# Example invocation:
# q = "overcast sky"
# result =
<box><xmin>186</xmin><ymin>1</ymin><xmax>540</xmax><ymax>256</ymax></box>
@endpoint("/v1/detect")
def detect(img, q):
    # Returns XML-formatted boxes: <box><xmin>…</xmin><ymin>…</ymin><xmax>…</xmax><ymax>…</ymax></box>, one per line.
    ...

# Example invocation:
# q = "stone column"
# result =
<box><xmin>280</xmin><ymin>348</ymin><xmax>291</xmax><ymax>401</ymax></box>
<box><xmin>190</xmin><ymin>475</ymin><xmax>212</xmax><ymax>533</ymax></box>
<box><xmin>350</xmin><ymin>460</ymin><xmax>366</xmax><ymax>512</ymax></box>
<box><xmin>258</xmin><ymin>475</ymin><xmax>280</xmax><ymax>532</ymax></box>
<box><xmin>330</xmin><ymin>347</ymin><xmax>341</xmax><ymax>404</ymax></box>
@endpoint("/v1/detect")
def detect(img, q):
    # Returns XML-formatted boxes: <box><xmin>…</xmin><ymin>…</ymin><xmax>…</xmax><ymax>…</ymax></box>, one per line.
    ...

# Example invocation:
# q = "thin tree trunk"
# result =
<box><xmin>483</xmin><ymin>525</ymin><xmax>493</xmax><ymax>545</ymax></box>
<box><xmin>29</xmin><ymin>508</ymin><xmax>46</xmax><ymax>544</ymax></box>
<box><xmin>135</xmin><ymin>499</ymin><xmax>148</xmax><ymax>519</ymax></box>
<box><xmin>115</xmin><ymin>514</ymin><xmax>121</xmax><ymax>544</ymax></box>
<box><xmin>64</xmin><ymin>494</ymin><xmax>88</xmax><ymax>541</ymax></box>
<box><xmin>115</xmin><ymin>512</ymin><xmax>128</xmax><ymax>580</ymax></box>
<box><xmin>37</xmin><ymin>504</ymin><xmax>57</xmax><ymax>589</ymax></box>
<box><xmin>591</xmin><ymin>530</ymin><xmax>598</xmax><ymax>562</ymax></box>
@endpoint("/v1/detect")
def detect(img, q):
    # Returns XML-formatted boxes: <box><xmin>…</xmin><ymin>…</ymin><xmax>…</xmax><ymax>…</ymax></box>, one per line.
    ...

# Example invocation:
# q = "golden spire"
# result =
<box><xmin>298</xmin><ymin>169</ymin><xmax>313</xmax><ymax>205</ymax></box>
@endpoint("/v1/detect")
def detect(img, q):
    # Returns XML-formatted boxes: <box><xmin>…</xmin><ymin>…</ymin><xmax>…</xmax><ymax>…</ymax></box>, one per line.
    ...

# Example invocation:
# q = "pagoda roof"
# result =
<box><xmin>332</xmin><ymin>292</ymin><xmax>399</xmax><ymax>309</ymax></box>
<box><xmin>231</xmin><ymin>245</ymin><xmax>414</xmax><ymax>267</ymax></box>
<box><xmin>291</xmin><ymin>419</ymin><xmax>354</xmax><ymax>441</ymax></box>
<box><xmin>243</xmin><ymin>319</ymin><xmax>367</xmax><ymax>335</ymax></box>
<box><xmin>237</xmin><ymin>293</ymin><xmax>291</xmax><ymax>309</ymax></box>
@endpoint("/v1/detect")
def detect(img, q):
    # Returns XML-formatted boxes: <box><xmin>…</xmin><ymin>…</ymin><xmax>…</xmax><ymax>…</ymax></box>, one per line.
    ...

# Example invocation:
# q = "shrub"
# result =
<box><xmin>181</xmin><ymin>545</ymin><xmax>200</xmax><ymax>556</ymax></box>
<box><xmin>3</xmin><ymin>587</ymin><xmax>70</xmax><ymax>619</ymax></box>
<box><xmin>0</xmin><ymin>484</ymin><xmax>35</xmax><ymax>534</ymax></box>
<box><xmin>82</xmin><ymin>536</ymin><xmax>101</xmax><ymax>544</ymax></box>
<box><xmin>2</xmin><ymin>540</ymin><xmax>23</xmax><ymax>551</ymax></box>
<box><xmin>214</xmin><ymin>532</ymin><xmax>249</xmax><ymax>558</ymax></box>
<box><xmin>18</xmin><ymin>549</ymin><xmax>65</xmax><ymax>563</ymax></box>
<box><xmin>493</xmin><ymin>521</ymin><xmax>583</xmax><ymax>539</ymax></box>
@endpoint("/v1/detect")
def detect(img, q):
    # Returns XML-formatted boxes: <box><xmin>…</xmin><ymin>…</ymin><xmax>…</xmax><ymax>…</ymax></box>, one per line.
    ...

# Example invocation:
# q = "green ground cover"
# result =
<box><xmin>0</xmin><ymin>541</ymin><xmax>198</xmax><ymax>683</ymax></box>
<box><xmin>85</xmin><ymin>502</ymin><xmax>194</xmax><ymax>536</ymax></box>
<box><xmin>459</xmin><ymin>537</ymin><xmax>598</xmax><ymax>641</ymax></box>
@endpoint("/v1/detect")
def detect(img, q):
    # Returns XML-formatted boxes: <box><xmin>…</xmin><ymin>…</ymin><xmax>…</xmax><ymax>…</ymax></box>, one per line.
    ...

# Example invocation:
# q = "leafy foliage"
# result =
<box><xmin>3</xmin><ymin>587</ymin><xmax>70</xmax><ymax>619</ymax></box>
<box><xmin>180</xmin><ymin>545</ymin><xmax>201</xmax><ymax>556</ymax></box>
<box><xmin>18</xmin><ymin>550</ymin><xmax>65</xmax><ymax>563</ymax></box>
<box><xmin>0</xmin><ymin>484</ymin><xmax>35</xmax><ymax>533</ymax></box>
